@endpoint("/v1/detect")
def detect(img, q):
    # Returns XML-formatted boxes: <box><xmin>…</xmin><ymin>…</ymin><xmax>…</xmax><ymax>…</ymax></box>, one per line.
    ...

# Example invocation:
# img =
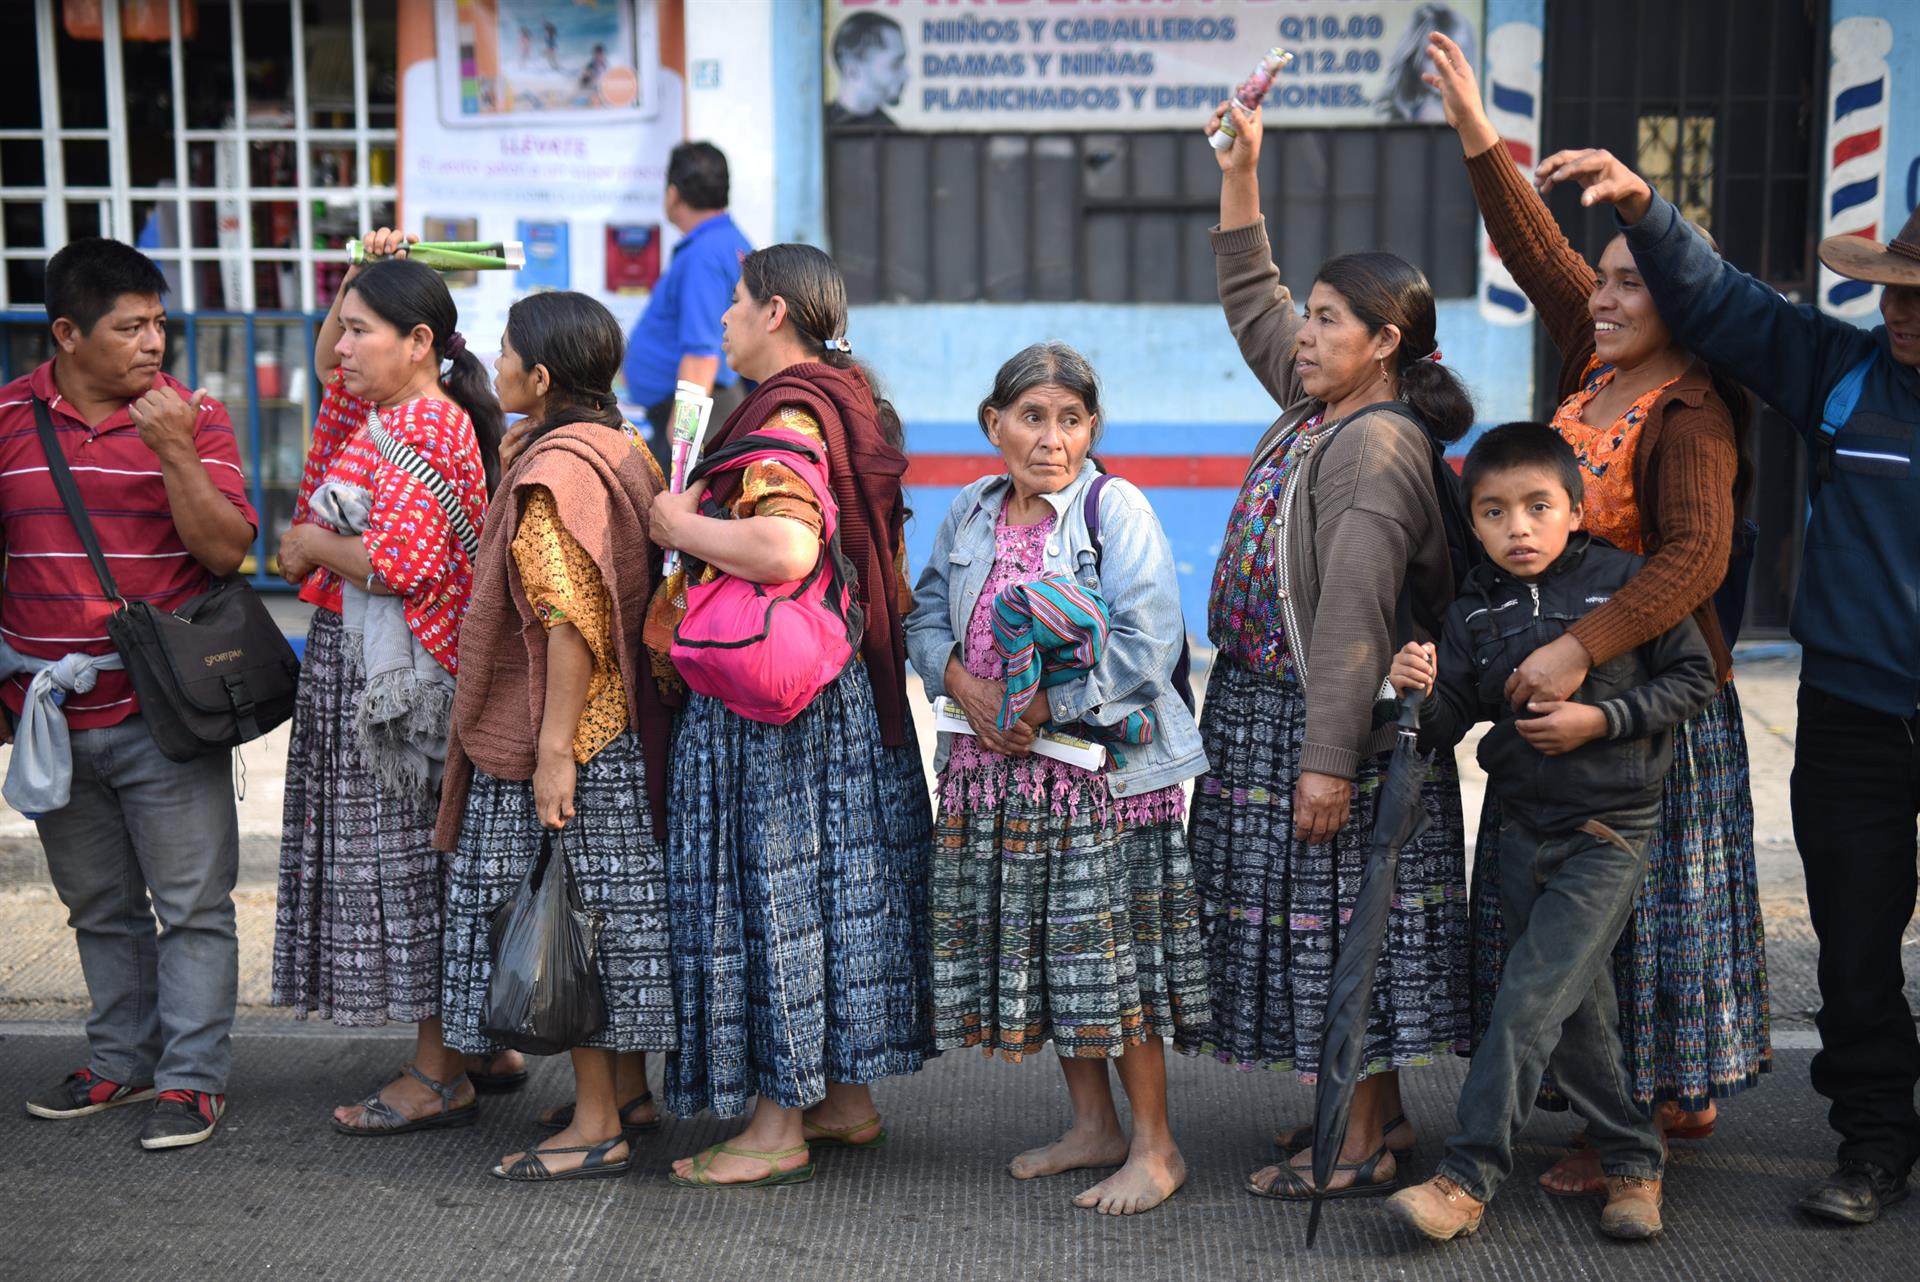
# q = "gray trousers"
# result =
<box><xmin>1439</xmin><ymin>807</ymin><xmax>1666</xmax><ymax>1201</ymax></box>
<box><xmin>34</xmin><ymin>716</ymin><xmax>239</xmax><ymax>1095</ymax></box>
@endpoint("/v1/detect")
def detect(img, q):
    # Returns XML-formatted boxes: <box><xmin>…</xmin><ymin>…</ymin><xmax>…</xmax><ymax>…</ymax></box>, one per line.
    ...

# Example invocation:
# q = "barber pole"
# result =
<box><xmin>1818</xmin><ymin>16</ymin><xmax>1893</xmax><ymax>318</ymax></box>
<box><xmin>1478</xmin><ymin>21</ymin><xmax>1543</xmax><ymax>326</ymax></box>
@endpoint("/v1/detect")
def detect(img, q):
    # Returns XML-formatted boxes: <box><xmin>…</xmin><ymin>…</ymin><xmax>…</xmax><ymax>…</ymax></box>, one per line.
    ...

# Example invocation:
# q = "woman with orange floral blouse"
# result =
<box><xmin>1426</xmin><ymin>34</ymin><xmax>1768</xmax><ymax>1195</ymax></box>
<box><xmin>435</xmin><ymin>290</ymin><xmax>674</xmax><ymax>1182</ymax></box>
<box><xmin>271</xmin><ymin>230</ymin><xmax>508</xmax><ymax>1135</ymax></box>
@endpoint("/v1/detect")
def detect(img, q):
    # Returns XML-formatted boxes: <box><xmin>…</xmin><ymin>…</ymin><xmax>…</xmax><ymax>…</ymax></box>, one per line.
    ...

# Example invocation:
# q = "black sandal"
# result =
<box><xmin>332</xmin><ymin>1063</ymin><xmax>478</xmax><ymax>1137</ymax></box>
<box><xmin>539</xmin><ymin>1090</ymin><xmax>661</xmax><ymax>1136</ymax></box>
<box><xmin>1274</xmin><ymin>1113</ymin><xmax>1410</xmax><ymax>1156</ymax></box>
<box><xmin>491</xmin><ymin>1135</ymin><xmax>631</xmax><ymax>1183</ymax></box>
<box><xmin>466</xmin><ymin>1056</ymin><xmax>529</xmax><ymax>1095</ymax></box>
<box><xmin>1247</xmin><ymin>1143</ymin><xmax>1399</xmax><ymax>1201</ymax></box>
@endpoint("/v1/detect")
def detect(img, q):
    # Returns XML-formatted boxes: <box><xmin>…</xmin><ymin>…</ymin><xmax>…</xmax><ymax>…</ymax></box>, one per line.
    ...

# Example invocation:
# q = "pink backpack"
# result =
<box><xmin>670</xmin><ymin>426</ymin><xmax>866</xmax><ymax>724</ymax></box>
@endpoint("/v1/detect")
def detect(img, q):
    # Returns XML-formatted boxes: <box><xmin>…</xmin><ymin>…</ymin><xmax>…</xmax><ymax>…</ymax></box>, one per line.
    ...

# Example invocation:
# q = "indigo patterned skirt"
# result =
<box><xmin>930</xmin><ymin>759</ymin><xmax>1210</xmax><ymax>1061</ymax></box>
<box><xmin>1471</xmin><ymin>680</ymin><xmax>1770</xmax><ymax>1109</ymax></box>
<box><xmin>439</xmin><ymin>732</ymin><xmax>675</xmax><ymax>1055</ymax></box>
<box><xmin>1175</xmin><ymin>660</ymin><xmax>1471</xmax><ymax>1079</ymax></box>
<box><xmin>665</xmin><ymin>664</ymin><xmax>935</xmax><ymax>1118</ymax></box>
<box><xmin>272</xmin><ymin>608</ymin><xmax>445</xmax><ymax>1026</ymax></box>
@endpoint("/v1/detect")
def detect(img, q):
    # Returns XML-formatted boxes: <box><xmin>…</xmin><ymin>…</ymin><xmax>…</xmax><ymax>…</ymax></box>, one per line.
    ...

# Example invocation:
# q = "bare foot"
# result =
<box><xmin>1073</xmin><ymin>1147</ymin><xmax>1188</xmax><ymax>1215</ymax></box>
<box><xmin>332</xmin><ymin>1065</ymin><xmax>473</xmax><ymax>1128</ymax></box>
<box><xmin>496</xmin><ymin>1120</ymin><xmax>627</xmax><ymax>1178</ymax></box>
<box><xmin>1250</xmin><ymin>1144</ymin><xmax>1396</xmax><ymax>1195</ymax></box>
<box><xmin>1008</xmin><ymin>1125</ymin><xmax>1130</xmax><ymax>1180</ymax></box>
<box><xmin>1538</xmin><ymin>1143</ymin><xmax>1605</xmax><ymax>1196</ymax></box>
<box><xmin>670</xmin><ymin>1139</ymin><xmax>810</xmax><ymax>1185</ymax></box>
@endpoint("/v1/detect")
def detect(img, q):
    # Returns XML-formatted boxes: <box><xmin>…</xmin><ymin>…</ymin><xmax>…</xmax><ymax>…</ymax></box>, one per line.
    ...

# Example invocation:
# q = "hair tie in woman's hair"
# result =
<box><xmin>823</xmin><ymin>334</ymin><xmax>852</xmax><ymax>355</ymax></box>
<box><xmin>439</xmin><ymin>330</ymin><xmax>467</xmax><ymax>376</ymax></box>
<box><xmin>1423</xmin><ymin>347</ymin><xmax>1443</xmax><ymax>364</ymax></box>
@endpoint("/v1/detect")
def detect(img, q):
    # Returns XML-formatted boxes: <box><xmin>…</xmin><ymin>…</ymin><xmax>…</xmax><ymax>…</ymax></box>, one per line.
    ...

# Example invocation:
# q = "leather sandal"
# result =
<box><xmin>331</xmin><ymin>1062</ymin><xmax>478</xmax><ymax>1137</ymax></box>
<box><xmin>802</xmin><ymin>1113</ymin><xmax>886</xmax><ymax>1149</ymax></box>
<box><xmin>668</xmin><ymin>1142</ymin><xmax>815</xmax><ymax>1189</ymax></box>
<box><xmin>1274</xmin><ymin>1112</ymin><xmax>1410</xmax><ymax>1156</ymax></box>
<box><xmin>1247</xmin><ymin>1143</ymin><xmax>1399</xmax><ymax>1201</ymax></box>
<box><xmin>466</xmin><ymin>1054</ymin><xmax>529</xmax><ymax>1095</ymax></box>
<box><xmin>492</xmin><ymin>1135</ymin><xmax>631</xmax><ymax>1183</ymax></box>
<box><xmin>539</xmin><ymin>1090</ymin><xmax>661</xmax><ymax>1136</ymax></box>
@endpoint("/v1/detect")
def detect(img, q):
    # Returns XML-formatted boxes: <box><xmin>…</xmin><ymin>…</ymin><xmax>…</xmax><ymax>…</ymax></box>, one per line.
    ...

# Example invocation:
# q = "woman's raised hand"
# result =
<box><xmin>1534</xmin><ymin>148</ymin><xmax>1654</xmax><ymax>223</ymax></box>
<box><xmin>1421</xmin><ymin>31</ymin><xmax>1499</xmax><ymax>156</ymax></box>
<box><xmin>348</xmin><ymin>226</ymin><xmax>417</xmax><ymax>283</ymax></box>
<box><xmin>1207</xmin><ymin>100</ymin><xmax>1264</xmax><ymax>174</ymax></box>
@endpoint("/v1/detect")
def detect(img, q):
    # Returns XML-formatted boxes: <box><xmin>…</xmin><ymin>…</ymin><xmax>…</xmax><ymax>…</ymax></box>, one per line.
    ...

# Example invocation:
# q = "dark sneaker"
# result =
<box><xmin>24</xmin><ymin>1068</ymin><xmax>155</xmax><ymax>1120</ymax></box>
<box><xmin>1798</xmin><ymin>1161</ymin><xmax>1910</xmax><ymax>1226</ymax></box>
<box><xmin>139</xmin><ymin>1090</ymin><xmax>226</xmax><ymax>1150</ymax></box>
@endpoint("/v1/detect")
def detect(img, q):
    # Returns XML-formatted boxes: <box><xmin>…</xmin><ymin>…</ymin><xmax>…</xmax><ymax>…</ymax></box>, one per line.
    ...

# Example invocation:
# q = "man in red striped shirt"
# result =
<box><xmin>4</xmin><ymin>239</ymin><xmax>257</xmax><ymax>1151</ymax></box>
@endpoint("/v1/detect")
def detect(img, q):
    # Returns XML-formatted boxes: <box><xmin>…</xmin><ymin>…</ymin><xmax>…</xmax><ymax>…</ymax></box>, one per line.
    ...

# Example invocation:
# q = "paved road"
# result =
<box><xmin>2</xmin><ymin>638</ymin><xmax>1916</xmax><ymax>1279</ymax></box>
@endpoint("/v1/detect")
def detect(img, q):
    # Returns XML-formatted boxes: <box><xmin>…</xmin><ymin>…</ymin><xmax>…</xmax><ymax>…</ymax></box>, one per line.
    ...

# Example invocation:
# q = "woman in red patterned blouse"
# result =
<box><xmin>269</xmin><ymin>228</ymin><xmax>512</xmax><ymax>1135</ymax></box>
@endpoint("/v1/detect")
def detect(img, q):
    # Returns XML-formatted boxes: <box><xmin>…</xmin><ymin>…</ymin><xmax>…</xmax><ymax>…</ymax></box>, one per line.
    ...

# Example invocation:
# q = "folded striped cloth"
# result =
<box><xmin>990</xmin><ymin>574</ymin><xmax>1156</xmax><ymax>764</ymax></box>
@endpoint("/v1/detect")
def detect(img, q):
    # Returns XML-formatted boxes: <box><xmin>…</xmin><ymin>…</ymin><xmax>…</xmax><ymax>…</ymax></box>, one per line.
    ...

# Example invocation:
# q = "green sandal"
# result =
<box><xmin>1248</xmin><ymin>1143</ymin><xmax>1399</xmax><ymax>1201</ymax></box>
<box><xmin>668</xmin><ymin>1142</ymin><xmax>815</xmax><ymax>1189</ymax></box>
<box><xmin>802</xmin><ymin>1114</ymin><xmax>886</xmax><ymax>1149</ymax></box>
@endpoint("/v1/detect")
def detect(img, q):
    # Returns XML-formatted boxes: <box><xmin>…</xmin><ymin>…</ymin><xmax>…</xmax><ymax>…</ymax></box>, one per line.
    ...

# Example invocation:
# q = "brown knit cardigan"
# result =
<box><xmin>433</xmin><ymin>423</ymin><xmax>668</xmax><ymax>850</ymax></box>
<box><xmin>1466</xmin><ymin>145</ymin><xmax>1738</xmax><ymax>682</ymax></box>
<box><xmin>1216</xmin><ymin>218</ymin><xmax>1456</xmax><ymax>780</ymax></box>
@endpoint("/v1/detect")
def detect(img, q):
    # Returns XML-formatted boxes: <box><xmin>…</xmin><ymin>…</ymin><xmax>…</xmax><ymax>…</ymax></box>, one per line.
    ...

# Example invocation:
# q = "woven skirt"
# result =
<box><xmin>665</xmin><ymin>664</ymin><xmax>935</xmax><ymax>1118</ymax></box>
<box><xmin>931</xmin><ymin>767</ymin><xmax>1210</xmax><ymax>1061</ymax></box>
<box><xmin>1175</xmin><ymin>659</ymin><xmax>1471</xmax><ymax>1080</ymax></box>
<box><xmin>271</xmin><ymin>608</ymin><xmax>445</xmax><ymax>1026</ymax></box>
<box><xmin>1470</xmin><ymin>679</ymin><xmax>1770</xmax><ymax>1109</ymax></box>
<box><xmin>438</xmin><ymin>732</ymin><xmax>675</xmax><ymax>1056</ymax></box>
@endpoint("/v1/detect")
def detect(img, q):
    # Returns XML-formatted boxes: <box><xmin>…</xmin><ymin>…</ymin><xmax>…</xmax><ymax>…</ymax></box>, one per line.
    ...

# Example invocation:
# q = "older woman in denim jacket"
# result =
<box><xmin>906</xmin><ymin>343</ymin><xmax>1210</xmax><ymax>1217</ymax></box>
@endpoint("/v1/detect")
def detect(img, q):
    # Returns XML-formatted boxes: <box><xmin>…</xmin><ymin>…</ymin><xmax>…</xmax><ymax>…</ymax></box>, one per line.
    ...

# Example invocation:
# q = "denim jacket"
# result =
<box><xmin>905</xmin><ymin>461</ymin><xmax>1207</xmax><ymax>798</ymax></box>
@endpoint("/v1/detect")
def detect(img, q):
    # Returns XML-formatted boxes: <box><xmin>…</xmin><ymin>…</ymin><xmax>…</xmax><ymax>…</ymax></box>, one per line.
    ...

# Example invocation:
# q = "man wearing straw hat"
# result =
<box><xmin>1534</xmin><ymin>146</ymin><xmax>1920</xmax><ymax>1228</ymax></box>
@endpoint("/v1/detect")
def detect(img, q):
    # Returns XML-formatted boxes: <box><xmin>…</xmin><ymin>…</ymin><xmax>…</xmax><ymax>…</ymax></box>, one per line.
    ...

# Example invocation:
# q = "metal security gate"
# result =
<box><xmin>1537</xmin><ymin>0</ymin><xmax>1827</xmax><ymax>636</ymax></box>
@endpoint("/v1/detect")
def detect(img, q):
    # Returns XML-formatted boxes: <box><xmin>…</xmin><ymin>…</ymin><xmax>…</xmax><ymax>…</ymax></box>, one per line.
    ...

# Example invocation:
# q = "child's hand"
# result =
<box><xmin>1514</xmin><ymin>700</ymin><xmax>1608</xmax><ymax>755</ymax></box>
<box><xmin>1388</xmin><ymin>642</ymin><xmax>1437</xmax><ymax>696</ymax></box>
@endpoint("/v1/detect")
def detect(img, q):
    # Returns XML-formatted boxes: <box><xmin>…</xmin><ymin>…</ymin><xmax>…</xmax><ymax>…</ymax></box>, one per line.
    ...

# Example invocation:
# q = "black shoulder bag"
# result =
<box><xmin>32</xmin><ymin>396</ymin><xmax>301</xmax><ymax>761</ymax></box>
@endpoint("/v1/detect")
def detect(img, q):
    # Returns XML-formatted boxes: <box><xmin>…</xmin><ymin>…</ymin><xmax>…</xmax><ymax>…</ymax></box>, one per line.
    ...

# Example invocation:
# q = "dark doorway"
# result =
<box><xmin>1536</xmin><ymin>0</ymin><xmax>1827</xmax><ymax>636</ymax></box>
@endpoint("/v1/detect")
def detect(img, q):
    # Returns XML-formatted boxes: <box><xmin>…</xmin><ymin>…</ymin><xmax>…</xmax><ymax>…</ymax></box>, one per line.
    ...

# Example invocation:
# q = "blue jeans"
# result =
<box><xmin>34</xmin><ymin>716</ymin><xmax>239</xmax><ymax>1095</ymax></box>
<box><xmin>1440</xmin><ymin>807</ymin><xmax>1665</xmax><ymax>1201</ymax></box>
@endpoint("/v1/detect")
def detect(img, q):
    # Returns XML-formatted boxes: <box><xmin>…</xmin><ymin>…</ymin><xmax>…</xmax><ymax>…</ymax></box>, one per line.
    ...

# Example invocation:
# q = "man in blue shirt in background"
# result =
<box><xmin>625</xmin><ymin>141</ymin><xmax>752</xmax><ymax>466</ymax></box>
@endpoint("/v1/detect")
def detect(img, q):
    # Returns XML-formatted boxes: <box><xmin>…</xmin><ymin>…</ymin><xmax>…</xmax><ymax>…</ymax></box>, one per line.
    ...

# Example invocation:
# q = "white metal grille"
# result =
<box><xmin>0</xmin><ymin>0</ymin><xmax>398</xmax><ymax>312</ymax></box>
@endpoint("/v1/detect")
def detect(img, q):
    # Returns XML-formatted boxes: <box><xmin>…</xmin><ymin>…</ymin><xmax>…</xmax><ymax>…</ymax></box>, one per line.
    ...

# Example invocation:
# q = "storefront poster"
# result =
<box><xmin>398</xmin><ymin>0</ymin><xmax>682</xmax><ymax>370</ymax></box>
<box><xmin>824</xmin><ymin>0</ymin><xmax>1483</xmax><ymax>132</ymax></box>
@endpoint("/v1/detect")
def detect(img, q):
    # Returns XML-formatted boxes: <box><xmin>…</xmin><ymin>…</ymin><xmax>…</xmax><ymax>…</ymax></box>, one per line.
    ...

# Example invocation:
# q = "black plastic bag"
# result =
<box><xmin>482</xmin><ymin>827</ymin><xmax>607</xmax><ymax>1056</ymax></box>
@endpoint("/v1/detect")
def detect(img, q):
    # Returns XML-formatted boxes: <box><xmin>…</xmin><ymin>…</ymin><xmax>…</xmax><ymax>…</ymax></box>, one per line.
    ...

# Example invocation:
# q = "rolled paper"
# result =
<box><xmin>660</xmin><ymin>379</ymin><xmax>715</xmax><ymax>579</ymax></box>
<box><xmin>1209</xmin><ymin>47</ymin><xmax>1295</xmax><ymax>152</ymax></box>
<box><xmin>347</xmin><ymin>239</ymin><xmax>527</xmax><ymax>270</ymax></box>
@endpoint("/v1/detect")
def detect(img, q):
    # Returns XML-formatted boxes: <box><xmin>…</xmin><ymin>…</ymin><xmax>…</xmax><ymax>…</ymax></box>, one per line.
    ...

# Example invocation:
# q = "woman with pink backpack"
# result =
<box><xmin>645</xmin><ymin>244</ymin><xmax>933</xmax><ymax>1188</ymax></box>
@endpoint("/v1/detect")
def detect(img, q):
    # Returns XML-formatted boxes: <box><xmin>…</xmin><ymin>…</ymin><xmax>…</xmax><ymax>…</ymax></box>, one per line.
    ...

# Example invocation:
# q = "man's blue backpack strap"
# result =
<box><xmin>1813</xmin><ymin>352</ymin><xmax>1877</xmax><ymax>490</ymax></box>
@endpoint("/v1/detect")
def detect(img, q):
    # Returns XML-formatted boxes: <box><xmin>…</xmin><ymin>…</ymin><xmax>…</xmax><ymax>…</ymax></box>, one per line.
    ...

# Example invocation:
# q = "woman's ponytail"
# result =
<box><xmin>440</xmin><ymin>346</ymin><xmax>506</xmax><ymax>492</ymax></box>
<box><xmin>1396</xmin><ymin>357</ymin><xmax>1475</xmax><ymax>444</ymax></box>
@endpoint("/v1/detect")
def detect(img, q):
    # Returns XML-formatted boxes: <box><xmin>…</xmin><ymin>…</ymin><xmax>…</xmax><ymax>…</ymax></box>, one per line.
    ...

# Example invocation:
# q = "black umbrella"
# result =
<box><xmin>1305</xmin><ymin>687</ymin><xmax>1433</xmax><ymax>1247</ymax></box>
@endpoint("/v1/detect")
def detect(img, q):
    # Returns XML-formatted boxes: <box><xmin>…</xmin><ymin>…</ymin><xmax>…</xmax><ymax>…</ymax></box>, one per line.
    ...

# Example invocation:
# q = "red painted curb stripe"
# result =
<box><xmin>906</xmin><ymin>454</ymin><xmax>1251</xmax><ymax>487</ymax></box>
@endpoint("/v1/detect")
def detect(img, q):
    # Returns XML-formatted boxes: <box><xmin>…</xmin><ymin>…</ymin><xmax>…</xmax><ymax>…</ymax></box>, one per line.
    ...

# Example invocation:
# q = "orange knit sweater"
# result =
<box><xmin>1466</xmin><ymin>145</ymin><xmax>1739</xmax><ymax>683</ymax></box>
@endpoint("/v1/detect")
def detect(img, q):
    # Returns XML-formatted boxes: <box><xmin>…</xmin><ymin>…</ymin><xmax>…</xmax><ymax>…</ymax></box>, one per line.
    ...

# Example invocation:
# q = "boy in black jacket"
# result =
<box><xmin>1386</xmin><ymin>424</ymin><xmax>1717</xmax><ymax>1244</ymax></box>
